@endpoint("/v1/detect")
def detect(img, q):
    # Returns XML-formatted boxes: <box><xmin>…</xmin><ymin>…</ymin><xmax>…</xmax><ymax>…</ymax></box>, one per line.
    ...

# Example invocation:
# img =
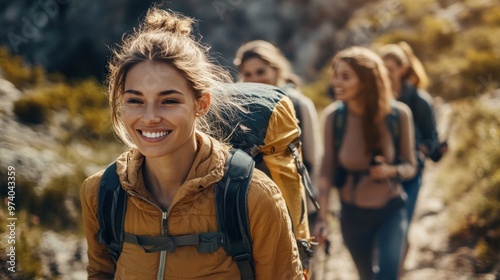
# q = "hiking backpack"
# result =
<box><xmin>98</xmin><ymin>149</ymin><xmax>256</xmax><ymax>280</ymax></box>
<box><xmin>332</xmin><ymin>101</ymin><xmax>401</xmax><ymax>188</ymax></box>
<box><xmin>220</xmin><ymin>83</ymin><xmax>319</xmax><ymax>222</ymax></box>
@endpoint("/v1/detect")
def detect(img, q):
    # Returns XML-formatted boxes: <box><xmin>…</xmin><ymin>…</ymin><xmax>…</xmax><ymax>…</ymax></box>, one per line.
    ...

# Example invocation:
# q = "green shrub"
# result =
<box><xmin>38</xmin><ymin>170</ymin><xmax>87</xmax><ymax>233</ymax></box>
<box><xmin>12</xmin><ymin>78</ymin><xmax>114</xmax><ymax>142</ymax></box>
<box><xmin>0</xmin><ymin>47</ymin><xmax>45</xmax><ymax>89</ymax></box>
<box><xmin>438</xmin><ymin>99</ymin><xmax>500</xmax><ymax>271</ymax></box>
<box><xmin>418</xmin><ymin>16</ymin><xmax>455</xmax><ymax>53</ymax></box>
<box><xmin>0</xmin><ymin>212</ymin><xmax>43</xmax><ymax>279</ymax></box>
<box><xmin>461</xmin><ymin>50</ymin><xmax>500</xmax><ymax>96</ymax></box>
<box><xmin>13</xmin><ymin>213</ymin><xmax>43</xmax><ymax>278</ymax></box>
<box><xmin>399</xmin><ymin>0</ymin><xmax>438</xmax><ymax>23</ymax></box>
<box><xmin>482</xmin><ymin>6</ymin><xmax>500</xmax><ymax>26</ymax></box>
<box><xmin>302</xmin><ymin>66</ymin><xmax>335</xmax><ymax>113</ymax></box>
<box><xmin>13</xmin><ymin>96</ymin><xmax>51</xmax><ymax>125</ymax></box>
<box><xmin>80</xmin><ymin>108</ymin><xmax>113</xmax><ymax>142</ymax></box>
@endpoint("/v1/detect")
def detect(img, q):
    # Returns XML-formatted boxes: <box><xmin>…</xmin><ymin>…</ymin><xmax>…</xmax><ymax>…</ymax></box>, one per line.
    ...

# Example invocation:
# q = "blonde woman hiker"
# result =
<box><xmin>233</xmin><ymin>39</ymin><xmax>323</xmax><ymax>229</ymax></box>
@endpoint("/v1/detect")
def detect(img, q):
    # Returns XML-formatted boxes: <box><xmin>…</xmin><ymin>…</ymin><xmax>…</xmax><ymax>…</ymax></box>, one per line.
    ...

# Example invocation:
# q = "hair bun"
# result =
<box><xmin>143</xmin><ymin>7</ymin><xmax>193</xmax><ymax>36</ymax></box>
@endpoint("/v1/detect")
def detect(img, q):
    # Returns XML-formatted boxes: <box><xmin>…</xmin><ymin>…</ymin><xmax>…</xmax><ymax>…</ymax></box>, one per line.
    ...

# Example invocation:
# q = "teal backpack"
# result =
<box><xmin>332</xmin><ymin>101</ymin><xmax>401</xmax><ymax>188</ymax></box>
<box><xmin>98</xmin><ymin>149</ymin><xmax>256</xmax><ymax>280</ymax></box>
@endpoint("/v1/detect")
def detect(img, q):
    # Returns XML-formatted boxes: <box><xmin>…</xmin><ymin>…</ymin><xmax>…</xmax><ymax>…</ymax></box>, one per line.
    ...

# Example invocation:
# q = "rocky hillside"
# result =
<box><xmin>0</xmin><ymin>74</ymin><xmax>122</xmax><ymax>278</ymax></box>
<box><xmin>1</xmin><ymin>0</ymin><xmax>371</xmax><ymax>81</ymax></box>
<box><xmin>2</xmin><ymin>0</ymin><xmax>499</xmax><ymax>99</ymax></box>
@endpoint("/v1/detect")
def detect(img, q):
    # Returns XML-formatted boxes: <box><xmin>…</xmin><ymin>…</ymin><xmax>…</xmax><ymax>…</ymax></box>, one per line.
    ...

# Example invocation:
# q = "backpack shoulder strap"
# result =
<box><xmin>288</xmin><ymin>138</ymin><xmax>320</xmax><ymax>211</ymax></box>
<box><xmin>98</xmin><ymin>162</ymin><xmax>127</xmax><ymax>263</ymax></box>
<box><xmin>333</xmin><ymin>101</ymin><xmax>347</xmax><ymax>156</ymax></box>
<box><xmin>386</xmin><ymin>102</ymin><xmax>401</xmax><ymax>163</ymax></box>
<box><xmin>216</xmin><ymin>149</ymin><xmax>255</xmax><ymax>280</ymax></box>
<box><xmin>291</xmin><ymin>96</ymin><xmax>303</xmax><ymax>130</ymax></box>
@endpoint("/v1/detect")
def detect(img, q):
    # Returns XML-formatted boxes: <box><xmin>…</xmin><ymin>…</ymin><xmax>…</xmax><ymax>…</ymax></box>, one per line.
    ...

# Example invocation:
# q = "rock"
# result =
<box><xmin>0</xmin><ymin>78</ymin><xmax>21</xmax><ymax>116</ymax></box>
<box><xmin>38</xmin><ymin>231</ymin><xmax>87</xmax><ymax>279</ymax></box>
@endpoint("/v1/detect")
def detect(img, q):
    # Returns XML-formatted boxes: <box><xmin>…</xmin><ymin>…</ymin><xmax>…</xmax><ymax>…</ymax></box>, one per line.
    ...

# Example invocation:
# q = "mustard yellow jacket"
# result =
<box><xmin>80</xmin><ymin>133</ymin><xmax>303</xmax><ymax>279</ymax></box>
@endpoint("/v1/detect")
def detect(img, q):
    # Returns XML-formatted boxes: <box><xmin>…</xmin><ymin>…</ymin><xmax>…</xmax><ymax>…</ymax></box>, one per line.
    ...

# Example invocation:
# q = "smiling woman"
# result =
<box><xmin>79</xmin><ymin>6</ymin><xmax>303</xmax><ymax>280</ymax></box>
<box><xmin>314</xmin><ymin>46</ymin><xmax>417</xmax><ymax>280</ymax></box>
<box><xmin>121</xmin><ymin>61</ymin><xmax>207</xmax><ymax>159</ymax></box>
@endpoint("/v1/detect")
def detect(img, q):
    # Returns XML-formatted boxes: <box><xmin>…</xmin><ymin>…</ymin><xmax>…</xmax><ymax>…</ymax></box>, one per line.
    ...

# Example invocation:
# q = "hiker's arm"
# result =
<box><xmin>415</xmin><ymin>92</ymin><xmax>442</xmax><ymax>162</ymax></box>
<box><xmin>247</xmin><ymin>174</ymin><xmax>304</xmax><ymax>280</ymax></box>
<box><xmin>299</xmin><ymin>97</ymin><xmax>323</xmax><ymax>181</ymax></box>
<box><xmin>395</xmin><ymin>103</ymin><xmax>417</xmax><ymax>180</ymax></box>
<box><xmin>372</xmin><ymin>103</ymin><xmax>418</xmax><ymax>180</ymax></box>
<box><xmin>315</xmin><ymin>106</ymin><xmax>336</xmax><ymax>243</ymax></box>
<box><xmin>80</xmin><ymin>173</ymin><xmax>116</xmax><ymax>279</ymax></box>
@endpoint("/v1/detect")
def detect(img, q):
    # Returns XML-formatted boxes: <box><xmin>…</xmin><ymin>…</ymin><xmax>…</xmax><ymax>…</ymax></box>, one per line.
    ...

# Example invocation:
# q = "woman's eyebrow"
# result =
<box><xmin>123</xmin><ymin>89</ymin><xmax>182</xmax><ymax>96</ymax></box>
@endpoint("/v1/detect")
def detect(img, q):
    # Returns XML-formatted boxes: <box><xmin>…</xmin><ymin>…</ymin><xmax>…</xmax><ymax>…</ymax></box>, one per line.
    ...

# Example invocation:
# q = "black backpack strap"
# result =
<box><xmin>386</xmin><ymin>103</ymin><xmax>401</xmax><ymax>163</ymax></box>
<box><xmin>122</xmin><ymin>232</ymin><xmax>224</xmax><ymax>253</ymax></box>
<box><xmin>332</xmin><ymin>102</ymin><xmax>348</xmax><ymax>188</ymax></box>
<box><xmin>97</xmin><ymin>162</ymin><xmax>127</xmax><ymax>263</ymax></box>
<box><xmin>216</xmin><ymin>149</ymin><xmax>255</xmax><ymax>280</ymax></box>
<box><xmin>288</xmin><ymin>138</ymin><xmax>320</xmax><ymax>211</ymax></box>
<box><xmin>333</xmin><ymin>101</ymin><xmax>347</xmax><ymax>156</ymax></box>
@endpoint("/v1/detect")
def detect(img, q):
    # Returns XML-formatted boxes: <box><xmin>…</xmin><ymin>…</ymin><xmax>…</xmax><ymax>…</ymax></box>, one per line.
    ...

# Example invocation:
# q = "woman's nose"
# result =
<box><xmin>143</xmin><ymin>104</ymin><xmax>161</xmax><ymax>123</ymax></box>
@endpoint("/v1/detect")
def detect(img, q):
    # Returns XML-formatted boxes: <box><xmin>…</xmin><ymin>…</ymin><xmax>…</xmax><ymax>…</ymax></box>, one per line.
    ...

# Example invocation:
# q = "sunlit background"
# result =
<box><xmin>1</xmin><ymin>0</ymin><xmax>499</xmax><ymax>279</ymax></box>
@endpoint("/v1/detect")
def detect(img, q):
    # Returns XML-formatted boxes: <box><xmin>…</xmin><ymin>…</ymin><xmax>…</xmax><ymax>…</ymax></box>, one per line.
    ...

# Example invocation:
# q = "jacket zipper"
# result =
<box><xmin>126</xmin><ymin>191</ymin><xmax>169</xmax><ymax>280</ymax></box>
<box><xmin>157</xmin><ymin>211</ymin><xmax>168</xmax><ymax>280</ymax></box>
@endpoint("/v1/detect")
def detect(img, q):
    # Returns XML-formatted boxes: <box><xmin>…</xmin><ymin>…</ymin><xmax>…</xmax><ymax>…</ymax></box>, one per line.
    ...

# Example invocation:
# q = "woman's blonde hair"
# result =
<box><xmin>379</xmin><ymin>41</ymin><xmax>429</xmax><ymax>90</ymax></box>
<box><xmin>233</xmin><ymin>40</ymin><xmax>301</xmax><ymax>87</ymax></box>
<box><xmin>106</xmin><ymin>6</ymin><xmax>239</xmax><ymax>147</ymax></box>
<box><xmin>331</xmin><ymin>46</ymin><xmax>393</xmax><ymax>155</ymax></box>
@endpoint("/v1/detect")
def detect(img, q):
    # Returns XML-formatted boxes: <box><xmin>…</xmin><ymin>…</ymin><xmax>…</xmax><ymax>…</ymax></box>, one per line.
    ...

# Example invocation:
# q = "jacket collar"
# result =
<box><xmin>115</xmin><ymin>132</ymin><xmax>229</xmax><ymax>204</ymax></box>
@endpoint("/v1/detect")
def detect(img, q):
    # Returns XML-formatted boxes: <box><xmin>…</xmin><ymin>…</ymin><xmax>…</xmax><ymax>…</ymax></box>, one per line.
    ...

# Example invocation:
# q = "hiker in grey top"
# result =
<box><xmin>233</xmin><ymin>40</ymin><xmax>323</xmax><ymax>227</ymax></box>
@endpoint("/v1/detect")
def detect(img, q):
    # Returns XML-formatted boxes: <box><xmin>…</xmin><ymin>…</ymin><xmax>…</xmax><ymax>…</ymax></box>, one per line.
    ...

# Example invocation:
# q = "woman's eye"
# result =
<box><xmin>126</xmin><ymin>98</ymin><xmax>143</xmax><ymax>104</ymax></box>
<box><xmin>162</xmin><ymin>99</ymin><xmax>179</xmax><ymax>104</ymax></box>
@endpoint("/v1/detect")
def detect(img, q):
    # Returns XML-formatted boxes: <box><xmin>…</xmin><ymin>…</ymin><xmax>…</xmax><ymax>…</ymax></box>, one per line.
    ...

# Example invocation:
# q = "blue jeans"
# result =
<box><xmin>340</xmin><ymin>196</ymin><xmax>408</xmax><ymax>280</ymax></box>
<box><xmin>402</xmin><ymin>172</ymin><xmax>422</xmax><ymax>224</ymax></box>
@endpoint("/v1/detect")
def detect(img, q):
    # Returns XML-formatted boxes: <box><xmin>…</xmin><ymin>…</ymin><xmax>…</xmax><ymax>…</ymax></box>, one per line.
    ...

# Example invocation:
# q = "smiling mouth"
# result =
<box><xmin>140</xmin><ymin>130</ymin><xmax>170</xmax><ymax>139</ymax></box>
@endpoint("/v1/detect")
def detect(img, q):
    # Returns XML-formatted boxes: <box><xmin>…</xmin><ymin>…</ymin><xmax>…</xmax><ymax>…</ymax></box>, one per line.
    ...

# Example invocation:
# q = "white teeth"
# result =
<box><xmin>141</xmin><ymin>131</ymin><xmax>169</xmax><ymax>139</ymax></box>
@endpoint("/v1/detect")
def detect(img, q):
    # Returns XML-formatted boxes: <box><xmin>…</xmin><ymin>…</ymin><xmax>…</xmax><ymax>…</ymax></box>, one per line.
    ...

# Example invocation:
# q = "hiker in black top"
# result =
<box><xmin>380</xmin><ymin>41</ymin><xmax>448</xmax><ymax>273</ymax></box>
<box><xmin>380</xmin><ymin>41</ymin><xmax>447</xmax><ymax>224</ymax></box>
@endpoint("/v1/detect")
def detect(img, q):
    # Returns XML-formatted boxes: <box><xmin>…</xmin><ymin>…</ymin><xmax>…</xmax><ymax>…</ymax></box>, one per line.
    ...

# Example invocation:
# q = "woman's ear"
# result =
<box><xmin>196</xmin><ymin>92</ymin><xmax>211</xmax><ymax>117</ymax></box>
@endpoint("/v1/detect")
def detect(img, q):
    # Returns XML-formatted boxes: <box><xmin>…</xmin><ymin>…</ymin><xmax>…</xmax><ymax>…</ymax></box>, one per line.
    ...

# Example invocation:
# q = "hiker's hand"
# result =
<box><xmin>418</xmin><ymin>144</ymin><xmax>430</xmax><ymax>156</ymax></box>
<box><xmin>369</xmin><ymin>156</ymin><xmax>396</xmax><ymax>180</ymax></box>
<box><xmin>439</xmin><ymin>141</ymin><xmax>449</xmax><ymax>156</ymax></box>
<box><xmin>313</xmin><ymin>219</ymin><xmax>328</xmax><ymax>245</ymax></box>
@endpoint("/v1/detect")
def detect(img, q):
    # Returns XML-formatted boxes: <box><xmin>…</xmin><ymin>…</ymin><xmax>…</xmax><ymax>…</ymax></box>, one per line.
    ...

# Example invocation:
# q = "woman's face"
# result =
<box><xmin>239</xmin><ymin>57</ymin><xmax>279</xmax><ymax>86</ymax></box>
<box><xmin>383</xmin><ymin>57</ymin><xmax>406</xmax><ymax>88</ymax></box>
<box><xmin>121</xmin><ymin>60</ymin><xmax>209</xmax><ymax>158</ymax></box>
<box><xmin>332</xmin><ymin>60</ymin><xmax>361</xmax><ymax>102</ymax></box>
